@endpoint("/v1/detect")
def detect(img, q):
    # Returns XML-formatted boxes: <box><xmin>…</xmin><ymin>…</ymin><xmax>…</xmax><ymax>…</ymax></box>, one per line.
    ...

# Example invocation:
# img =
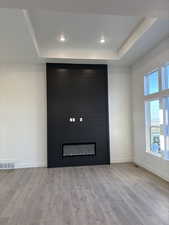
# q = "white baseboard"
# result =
<box><xmin>135</xmin><ymin>160</ymin><xmax>169</xmax><ymax>183</ymax></box>
<box><xmin>0</xmin><ymin>160</ymin><xmax>47</xmax><ymax>169</ymax></box>
<box><xmin>1</xmin><ymin>155</ymin><xmax>133</xmax><ymax>169</ymax></box>
<box><xmin>16</xmin><ymin>162</ymin><xmax>47</xmax><ymax>169</ymax></box>
<box><xmin>111</xmin><ymin>154</ymin><xmax>133</xmax><ymax>163</ymax></box>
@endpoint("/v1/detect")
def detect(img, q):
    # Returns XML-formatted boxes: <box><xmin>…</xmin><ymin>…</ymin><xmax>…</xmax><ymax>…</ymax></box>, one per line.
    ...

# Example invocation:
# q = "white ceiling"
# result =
<box><xmin>0</xmin><ymin>8</ymin><xmax>168</xmax><ymax>65</ymax></box>
<box><xmin>0</xmin><ymin>0</ymin><xmax>169</xmax><ymax>17</ymax></box>
<box><xmin>29</xmin><ymin>10</ymin><xmax>142</xmax><ymax>59</ymax></box>
<box><xmin>117</xmin><ymin>19</ymin><xmax>169</xmax><ymax>66</ymax></box>
<box><xmin>0</xmin><ymin>9</ymin><xmax>40</xmax><ymax>63</ymax></box>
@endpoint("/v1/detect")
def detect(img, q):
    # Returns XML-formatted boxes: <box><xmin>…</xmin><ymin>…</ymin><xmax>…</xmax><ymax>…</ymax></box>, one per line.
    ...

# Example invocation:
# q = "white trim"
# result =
<box><xmin>118</xmin><ymin>17</ymin><xmax>157</xmax><ymax>58</ymax></box>
<box><xmin>22</xmin><ymin>10</ymin><xmax>41</xmax><ymax>58</ymax></box>
<box><xmin>144</xmin><ymin>67</ymin><xmax>160</xmax><ymax>77</ymax></box>
<box><xmin>0</xmin><ymin>160</ymin><xmax>47</xmax><ymax>169</ymax></box>
<box><xmin>111</xmin><ymin>155</ymin><xmax>133</xmax><ymax>163</ymax></box>
<box><xmin>16</xmin><ymin>162</ymin><xmax>47</xmax><ymax>169</ymax></box>
<box><xmin>135</xmin><ymin>160</ymin><xmax>169</xmax><ymax>183</ymax></box>
<box><xmin>144</xmin><ymin>89</ymin><xmax>169</xmax><ymax>101</ymax></box>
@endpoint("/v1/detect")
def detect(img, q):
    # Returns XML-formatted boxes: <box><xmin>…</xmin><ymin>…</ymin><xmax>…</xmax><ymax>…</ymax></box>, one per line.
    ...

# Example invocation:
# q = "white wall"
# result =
<box><xmin>0</xmin><ymin>63</ymin><xmax>132</xmax><ymax>168</ymax></box>
<box><xmin>108</xmin><ymin>66</ymin><xmax>132</xmax><ymax>163</ymax></box>
<box><xmin>0</xmin><ymin>64</ymin><xmax>47</xmax><ymax>168</ymax></box>
<box><xmin>132</xmin><ymin>37</ymin><xmax>169</xmax><ymax>182</ymax></box>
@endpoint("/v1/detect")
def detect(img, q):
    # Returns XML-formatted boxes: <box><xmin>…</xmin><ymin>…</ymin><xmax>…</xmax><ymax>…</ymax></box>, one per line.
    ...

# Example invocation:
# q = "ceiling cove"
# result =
<box><xmin>23</xmin><ymin>10</ymin><xmax>157</xmax><ymax>61</ymax></box>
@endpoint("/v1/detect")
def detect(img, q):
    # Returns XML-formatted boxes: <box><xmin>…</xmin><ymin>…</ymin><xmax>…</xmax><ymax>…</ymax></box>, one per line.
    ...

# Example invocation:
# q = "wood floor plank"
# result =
<box><xmin>0</xmin><ymin>163</ymin><xmax>169</xmax><ymax>225</ymax></box>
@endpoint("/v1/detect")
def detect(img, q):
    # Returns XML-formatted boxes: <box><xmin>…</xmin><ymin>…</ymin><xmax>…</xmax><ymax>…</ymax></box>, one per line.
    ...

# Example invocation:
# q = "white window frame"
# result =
<box><xmin>162</xmin><ymin>62</ymin><xmax>169</xmax><ymax>90</ymax></box>
<box><xmin>144</xmin><ymin>63</ymin><xmax>169</xmax><ymax>160</ymax></box>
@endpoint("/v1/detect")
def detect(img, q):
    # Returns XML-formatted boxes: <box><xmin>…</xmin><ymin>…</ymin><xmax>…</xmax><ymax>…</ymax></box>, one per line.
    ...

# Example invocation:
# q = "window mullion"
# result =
<box><xmin>159</xmin><ymin>68</ymin><xmax>162</xmax><ymax>91</ymax></box>
<box><xmin>145</xmin><ymin>101</ymin><xmax>151</xmax><ymax>152</ymax></box>
<box><xmin>164</xmin><ymin>98</ymin><xmax>167</xmax><ymax>154</ymax></box>
<box><xmin>160</xmin><ymin>98</ymin><xmax>165</xmax><ymax>154</ymax></box>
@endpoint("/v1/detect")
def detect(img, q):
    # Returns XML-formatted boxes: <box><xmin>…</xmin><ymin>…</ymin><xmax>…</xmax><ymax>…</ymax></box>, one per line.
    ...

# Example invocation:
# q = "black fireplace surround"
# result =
<box><xmin>47</xmin><ymin>63</ymin><xmax>110</xmax><ymax>167</ymax></box>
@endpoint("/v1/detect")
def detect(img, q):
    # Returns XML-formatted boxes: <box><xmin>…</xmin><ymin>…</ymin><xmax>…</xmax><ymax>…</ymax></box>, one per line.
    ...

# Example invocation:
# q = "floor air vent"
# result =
<box><xmin>0</xmin><ymin>162</ymin><xmax>15</xmax><ymax>170</ymax></box>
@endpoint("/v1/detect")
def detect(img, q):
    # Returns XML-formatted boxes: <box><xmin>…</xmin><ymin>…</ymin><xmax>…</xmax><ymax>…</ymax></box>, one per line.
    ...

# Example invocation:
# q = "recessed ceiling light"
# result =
<box><xmin>100</xmin><ymin>37</ymin><xmax>105</xmax><ymax>44</ymax></box>
<box><xmin>58</xmin><ymin>34</ymin><xmax>66</xmax><ymax>42</ymax></box>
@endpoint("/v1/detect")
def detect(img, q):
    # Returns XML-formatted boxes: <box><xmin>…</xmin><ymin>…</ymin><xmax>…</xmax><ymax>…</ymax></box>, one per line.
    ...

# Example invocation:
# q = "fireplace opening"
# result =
<box><xmin>62</xmin><ymin>143</ymin><xmax>96</xmax><ymax>157</ymax></box>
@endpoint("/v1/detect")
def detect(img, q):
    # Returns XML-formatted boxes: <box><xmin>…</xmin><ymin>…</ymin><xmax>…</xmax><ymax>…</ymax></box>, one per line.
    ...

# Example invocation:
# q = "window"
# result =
<box><xmin>144</xmin><ymin>70</ymin><xmax>159</xmax><ymax>95</ymax></box>
<box><xmin>162</xmin><ymin>64</ymin><xmax>169</xmax><ymax>90</ymax></box>
<box><xmin>145</xmin><ymin>99</ymin><xmax>161</xmax><ymax>156</ymax></box>
<box><xmin>144</xmin><ymin>64</ymin><xmax>169</xmax><ymax>161</ymax></box>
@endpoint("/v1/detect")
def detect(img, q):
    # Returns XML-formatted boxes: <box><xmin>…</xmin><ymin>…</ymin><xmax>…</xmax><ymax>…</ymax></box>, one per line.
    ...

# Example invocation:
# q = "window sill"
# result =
<box><xmin>146</xmin><ymin>151</ymin><xmax>169</xmax><ymax>161</ymax></box>
<box><xmin>146</xmin><ymin>151</ymin><xmax>162</xmax><ymax>158</ymax></box>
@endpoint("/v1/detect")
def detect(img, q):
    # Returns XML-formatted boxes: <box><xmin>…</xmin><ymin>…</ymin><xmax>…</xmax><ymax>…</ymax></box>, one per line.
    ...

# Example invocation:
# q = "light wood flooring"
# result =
<box><xmin>0</xmin><ymin>163</ymin><xmax>169</xmax><ymax>225</ymax></box>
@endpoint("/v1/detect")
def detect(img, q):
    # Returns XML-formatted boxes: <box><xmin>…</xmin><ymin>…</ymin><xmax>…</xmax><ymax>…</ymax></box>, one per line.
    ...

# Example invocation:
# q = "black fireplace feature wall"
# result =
<box><xmin>47</xmin><ymin>63</ymin><xmax>110</xmax><ymax>167</ymax></box>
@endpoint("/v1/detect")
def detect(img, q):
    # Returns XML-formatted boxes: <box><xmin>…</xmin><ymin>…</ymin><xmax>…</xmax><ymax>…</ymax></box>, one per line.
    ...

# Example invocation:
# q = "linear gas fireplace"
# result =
<box><xmin>47</xmin><ymin>63</ymin><xmax>110</xmax><ymax>167</ymax></box>
<box><xmin>63</xmin><ymin>143</ymin><xmax>96</xmax><ymax>157</ymax></box>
